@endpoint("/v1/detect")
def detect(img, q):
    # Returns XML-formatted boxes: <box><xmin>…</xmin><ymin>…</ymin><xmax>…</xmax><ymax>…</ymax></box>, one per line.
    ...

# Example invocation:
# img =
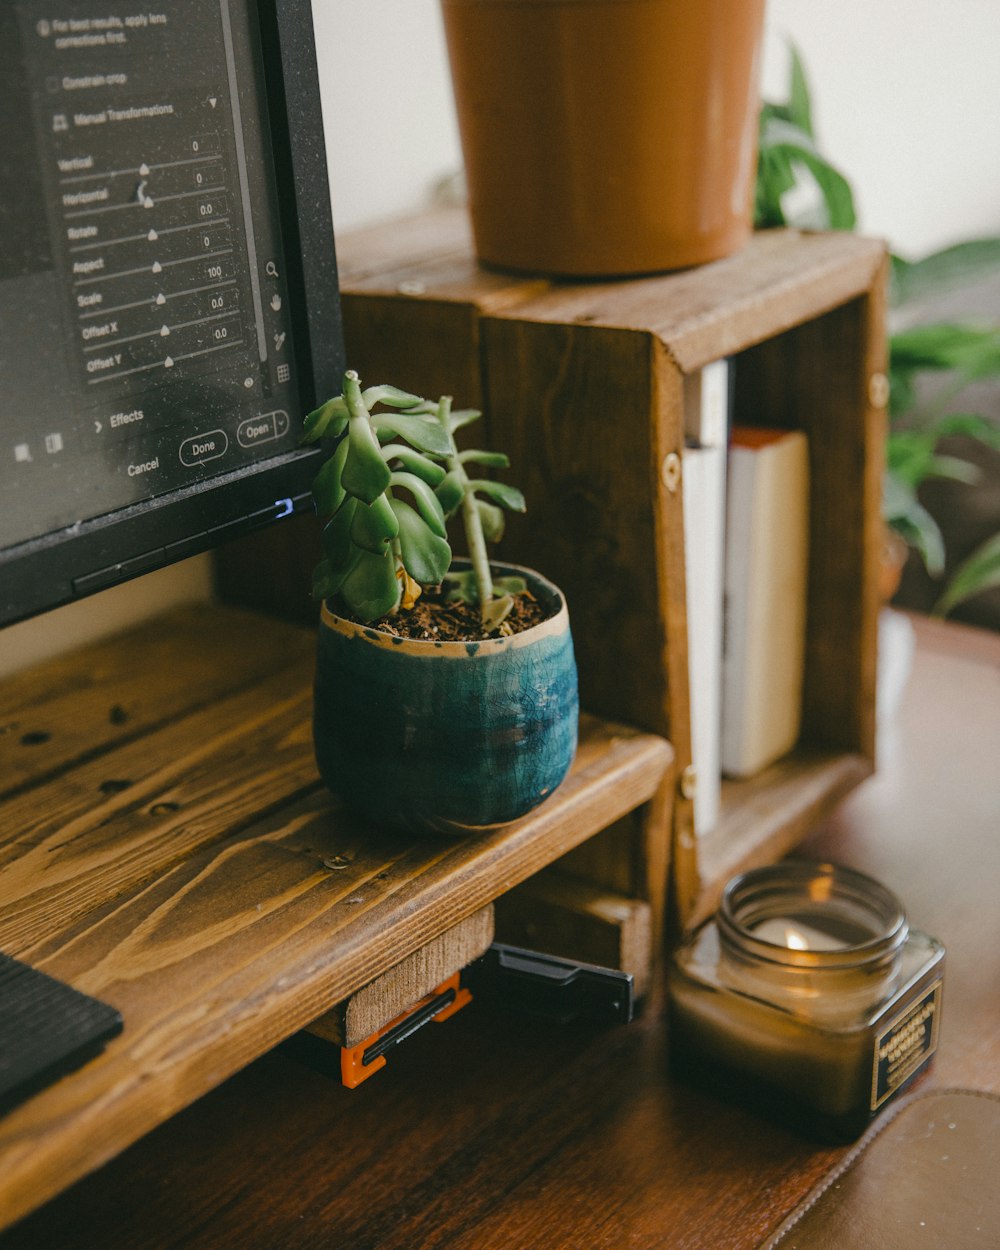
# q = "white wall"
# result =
<box><xmin>311</xmin><ymin>0</ymin><xmax>461</xmax><ymax>233</ymax></box>
<box><xmin>763</xmin><ymin>0</ymin><xmax>1000</xmax><ymax>258</ymax></box>
<box><xmin>0</xmin><ymin>557</ymin><xmax>213</xmax><ymax>679</ymax></box>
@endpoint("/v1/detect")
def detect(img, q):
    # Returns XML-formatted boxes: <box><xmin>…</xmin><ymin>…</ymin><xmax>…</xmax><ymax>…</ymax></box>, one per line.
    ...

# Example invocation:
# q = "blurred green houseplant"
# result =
<box><xmin>756</xmin><ymin>47</ymin><xmax>1000</xmax><ymax>615</ymax></box>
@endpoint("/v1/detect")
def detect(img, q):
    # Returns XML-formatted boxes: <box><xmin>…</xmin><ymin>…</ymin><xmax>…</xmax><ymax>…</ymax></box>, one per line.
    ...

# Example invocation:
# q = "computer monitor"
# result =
<box><xmin>0</xmin><ymin>0</ymin><xmax>344</xmax><ymax>626</ymax></box>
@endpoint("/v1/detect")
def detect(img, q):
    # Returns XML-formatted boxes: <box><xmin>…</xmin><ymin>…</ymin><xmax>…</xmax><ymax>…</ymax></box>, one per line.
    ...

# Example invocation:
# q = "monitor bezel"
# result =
<box><xmin>0</xmin><ymin>0</ymin><xmax>343</xmax><ymax>627</ymax></box>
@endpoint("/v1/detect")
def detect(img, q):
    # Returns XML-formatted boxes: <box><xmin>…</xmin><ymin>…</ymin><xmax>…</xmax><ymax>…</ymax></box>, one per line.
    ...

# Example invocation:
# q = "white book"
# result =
<box><xmin>683</xmin><ymin>442</ymin><xmax>726</xmax><ymax>836</ymax></box>
<box><xmin>683</xmin><ymin>358</ymin><xmax>730</xmax><ymax>448</ymax></box>
<box><xmin>721</xmin><ymin>428</ymin><xmax>810</xmax><ymax>778</ymax></box>
<box><xmin>681</xmin><ymin>358</ymin><xmax>730</xmax><ymax>837</ymax></box>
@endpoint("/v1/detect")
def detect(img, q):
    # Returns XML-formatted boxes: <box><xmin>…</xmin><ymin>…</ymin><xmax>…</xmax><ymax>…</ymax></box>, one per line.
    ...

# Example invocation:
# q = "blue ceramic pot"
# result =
<box><xmin>313</xmin><ymin>563</ymin><xmax>578</xmax><ymax>833</ymax></box>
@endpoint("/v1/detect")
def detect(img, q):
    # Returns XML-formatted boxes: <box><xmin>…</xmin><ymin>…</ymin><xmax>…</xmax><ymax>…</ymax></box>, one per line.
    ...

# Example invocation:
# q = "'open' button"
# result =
<box><xmin>179</xmin><ymin>430</ymin><xmax>228</xmax><ymax>467</ymax></box>
<box><xmin>237</xmin><ymin>411</ymin><xmax>290</xmax><ymax>448</ymax></box>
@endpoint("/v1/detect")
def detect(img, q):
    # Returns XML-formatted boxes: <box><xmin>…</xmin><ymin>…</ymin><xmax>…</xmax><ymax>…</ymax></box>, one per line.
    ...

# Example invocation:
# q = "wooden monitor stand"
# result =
<box><xmin>0</xmin><ymin>603</ymin><xmax>671</xmax><ymax>1229</ymax></box>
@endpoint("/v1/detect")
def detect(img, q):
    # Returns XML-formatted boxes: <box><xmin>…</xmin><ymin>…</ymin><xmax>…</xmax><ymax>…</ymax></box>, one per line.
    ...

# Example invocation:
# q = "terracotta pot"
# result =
<box><xmin>440</xmin><ymin>0</ymin><xmax>766</xmax><ymax>277</ymax></box>
<box><xmin>313</xmin><ymin>563</ymin><xmax>579</xmax><ymax>833</ymax></box>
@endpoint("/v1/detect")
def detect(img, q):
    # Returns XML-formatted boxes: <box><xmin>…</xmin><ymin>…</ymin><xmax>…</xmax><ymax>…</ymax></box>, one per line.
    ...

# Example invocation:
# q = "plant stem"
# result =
<box><xmin>461</xmin><ymin>483</ymin><xmax>493</xmax><ymax>610</ymax></box>
<box><xmin>438</xmin><ymin>395</ymin><xmax>493</xmax><ymax>612</ymax></box>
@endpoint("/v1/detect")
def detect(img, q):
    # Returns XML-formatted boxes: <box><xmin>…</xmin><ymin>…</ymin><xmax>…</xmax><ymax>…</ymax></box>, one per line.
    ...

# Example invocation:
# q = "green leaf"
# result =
<box><xmin>889</xmin><ymin>437</ymin><xmax>981</xmax><ymax>491</ymax></box>
<box><xmin>350</xmin><ymin>492</ymin><xmax>399</xmax><ymax>553</ymax></box>
<box><xmin>380</xmin><ymin>443</ymin><xmax>447</xmax><ymax>486</ymax></box>
<box><xmin>373</xmin><ymin>413</ymin><xmax>453</xmax><ymax>457</ymax></box>
<box><xmin>887</xmin><ymin>363</ymin><xmax>919</xmax><ymax>419</ymax></box>
<box><xmin>469</xmin><ymin>479</ymin><xmax>527</xmax><ymax>512</ymax></box>
<box><xmin>342</xmin><ymin>412</ymin><xmax>392</xmax><ymax>504</ymax></box>
<box><xmin>448</xmin><ymin>408</ymin><xmax>483</xmax><ymax>432</ymax></box>
<box><xmin>459</xmin><ymin>450</ymin><xmax>510</xmax><ymax>468</ymax></box>
<box><xmin>435</xmin><ymin>470</ymin><xmax>465</xmax><ymax>517</ymax></box>
<box><xmin>311</xmin><ymin>436</ymin><xmax>349</xmax><ymax>517</ymax></box>
<box><xmin>442</xmin><ymin>568</ymin><xmax>477</xmax><ymax>603</ymax></box>
<box><xmin>390</xmin><ymin>471</ymin><xmax>448</xmax><ymax>537</ymax></box>
<box><xmin>787</xmin><ymin>44</ymin><xmax>814</xmax><ymax>137</ymax></box>
<box><xmin>926</xmin><ymin>413</ymin><xmax>1000</xmax><ymax>448</ymax></box>
<box><xmin>442</xmin><ymin>571</ymin><xmax>526</xmax><ymax>607</ymax></box>
<box><xmin>924</xmin><ymin>454</ymin><xmax>980</xmax><ymax>486</ymax></box>
<box><xmin>935</xmin><ymin>533</ymin><xmax>1000</xmax><ymax>616</ymax></box>
<box><xmin>361</xmin><ymin>384</ymin><xmax>425</xmax><ymax>410</ymax></box>
<box><xmin>481</xmin><ymin>595</ymin><xmax>514</xmax><ymax>630</ymax></box>
<box><xmin>476</xmin><ymin>499</ymin><xmax>506</xmax><ymax>543</ymax></box>
<box><xmin>756</xmin><ymin>116</ymin><xmax>856</xmax><ymax>230</ymax></box>
<box><xmin>883</xmin><ymin>472</ymin><xmax>946</xmax><ymax>576</ymax></box>
<box><xmin>755</xmin><ymin>141</ymin><xmax>797</xmax><ymax>229</ymax></box>
<box><xmin>301</xmin><ymin>396</ymin><xmax>348</xmax><ymax>445</ymax></box>
<box><xmin>322</xmin><ymin>498</ymin><xmax>359</xmax><ymax>569</ymax></box>
<box><xmin>340</xmin><ymin>549</ymin><xmax>401</xmax><ymax>622</ymax></box>
<box><xmin>311</xmin><ymin>551</ymin><xmax>360</xmax><ymax>602</ymax></box>
<box><xmin>493</xmin><ymin>575</ymin><xmax>527</xmax><ymax>596</ymax></box>
<box><xmin>891</xmin><ymin>239</ymin><xmax>1000</xmax><ymax>308</ymax></box>
<box><xmin>889</xmin><ymin>323</ymin><xmax>1000</xmax><ymax>381</ymax></box>
<box><xmin>311</xmin><ymin>558</ymin><xmax>338</xmax><ymax>601</ymax></box>
<box><xmin>390</xmin><ymin>498</ymin><xmax>452</xmax><ymax>586</ymax></box>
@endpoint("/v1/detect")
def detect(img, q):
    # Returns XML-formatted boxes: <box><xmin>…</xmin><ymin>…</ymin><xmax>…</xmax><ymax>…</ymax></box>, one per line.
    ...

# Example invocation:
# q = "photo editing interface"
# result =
<box><xmin>1</xmin><ymin>0</ymin><xmax>332</xmax><ymax>619</ymax></box>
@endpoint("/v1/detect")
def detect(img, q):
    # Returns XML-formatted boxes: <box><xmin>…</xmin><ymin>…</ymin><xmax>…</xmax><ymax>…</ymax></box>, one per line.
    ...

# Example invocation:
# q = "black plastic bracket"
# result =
<box><xmin>467</xmin><ymin>943</ymin><xmax>634</xmax><ymax>1026</ymax></box>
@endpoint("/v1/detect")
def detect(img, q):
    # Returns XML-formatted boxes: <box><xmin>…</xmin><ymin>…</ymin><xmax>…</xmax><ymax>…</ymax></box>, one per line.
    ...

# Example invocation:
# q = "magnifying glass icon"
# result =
<box><xmin>265</xmin><ymin>260</ymin><xmax>278</xmax><ymax>278</ymax></box>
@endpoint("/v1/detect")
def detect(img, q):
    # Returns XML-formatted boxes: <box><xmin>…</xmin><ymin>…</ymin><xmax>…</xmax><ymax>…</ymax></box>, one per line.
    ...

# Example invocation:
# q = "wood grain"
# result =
<box><xmin>0</xmin><ymin>607</ymin><xmax>672</xmax><ymax>1230</ymax></box>
<box><xmin>1</xmin><ymin>616</ymin><xmax>993</xmax><ymax>1250</ymax></box>
<box><xmin>333</xmin><ymin>205</ymin><xmax>478</xmax><ymax>285</ymax></box>
<box><xmin>493</xmin><ymin>871</ymin><xmax>653</xmax><ymax>995</ymax></box>
<box><xmin>0</xmin><ymin>605</ymin><xmax>313</xmax><ymax>800</ymax></box>
<box><xmin>308</xmin><ymin>906</ymin><xmax>495</xmax><ymax>1046</ymax></box>
<box><xmin>482</xmin><ymin>321</ymin><xmax>682</xmax><ymax>743</ymax></box>
<box><xmin>485</xmin><ymin>227</ymin><xmax>886</xmax><ymax>374</ymax></box>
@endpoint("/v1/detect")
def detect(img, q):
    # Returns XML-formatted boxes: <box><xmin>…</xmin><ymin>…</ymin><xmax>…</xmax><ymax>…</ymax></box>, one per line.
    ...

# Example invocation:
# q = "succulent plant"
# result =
<box><xmin>302</xmin><ymin>370</ymin><xmax>526</xmax><ymax>627</ymax></box>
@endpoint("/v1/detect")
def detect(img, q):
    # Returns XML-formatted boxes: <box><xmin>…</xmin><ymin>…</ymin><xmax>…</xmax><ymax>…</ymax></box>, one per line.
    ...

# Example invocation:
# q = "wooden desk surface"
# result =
<box><xmin>2</xmin><ymin>614</ymin><xmax>997</xmax><ymax>1249</ymax></box>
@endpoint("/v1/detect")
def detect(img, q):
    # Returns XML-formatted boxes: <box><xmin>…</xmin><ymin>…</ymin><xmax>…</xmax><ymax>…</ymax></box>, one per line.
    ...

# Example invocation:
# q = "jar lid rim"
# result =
<box><xmin>718</xmin><ymin>860</ymin><xmax>909</xmax><ymax>968</ymax></box>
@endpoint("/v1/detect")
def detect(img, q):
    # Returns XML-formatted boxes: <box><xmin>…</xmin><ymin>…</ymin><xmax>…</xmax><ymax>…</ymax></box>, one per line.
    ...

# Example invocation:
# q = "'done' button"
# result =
<box><xmin>179</xmin><ymin>429</ymin><xmax>228</xmax><ymax>468</ymax></box>
<box><xmin>237</xmin><ymin>411</ymin><xmax>289</xmax><ymax>449</ymax></box>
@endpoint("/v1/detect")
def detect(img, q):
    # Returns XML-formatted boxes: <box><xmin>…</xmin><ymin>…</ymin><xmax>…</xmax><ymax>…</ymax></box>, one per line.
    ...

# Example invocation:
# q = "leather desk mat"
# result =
<box><xmin>759</xmin><ymin>1089</ymin><xmax>1000</xmax><ymax>1249</ymax></box>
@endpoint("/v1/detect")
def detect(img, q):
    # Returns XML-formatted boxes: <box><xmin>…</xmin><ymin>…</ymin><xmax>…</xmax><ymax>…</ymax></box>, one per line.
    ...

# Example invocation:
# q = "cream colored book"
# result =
<box><xmin>721</xmin><ymin>427</ymin><xmax>809</xmax><ymax>778</ymax></box>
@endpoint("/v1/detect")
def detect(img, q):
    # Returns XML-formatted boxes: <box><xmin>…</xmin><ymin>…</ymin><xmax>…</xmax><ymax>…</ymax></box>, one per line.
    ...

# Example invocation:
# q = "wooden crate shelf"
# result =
<box><xmin>320</xmin><ymin>211</ymin><xmax>887</xmax><ymax>928</ymax></box>
<box><xmin>0</xmin><ymin>605</ymin><xmax>671</xmax><ymax>1230</ymax></box>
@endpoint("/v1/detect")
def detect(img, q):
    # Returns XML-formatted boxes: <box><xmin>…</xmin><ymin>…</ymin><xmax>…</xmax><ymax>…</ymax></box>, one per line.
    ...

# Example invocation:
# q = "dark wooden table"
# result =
<box><xmin>2</xmin><ymin>613</ymin><xmax>997</xmax><ymax>1249</ymax></box>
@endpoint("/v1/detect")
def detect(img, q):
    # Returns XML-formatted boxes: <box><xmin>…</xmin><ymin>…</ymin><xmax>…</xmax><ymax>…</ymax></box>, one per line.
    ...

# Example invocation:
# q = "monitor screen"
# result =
<box><xmin>0</xmin><ymin>0</ymin><xmax>343</xmax><ymax>625</ymax></box>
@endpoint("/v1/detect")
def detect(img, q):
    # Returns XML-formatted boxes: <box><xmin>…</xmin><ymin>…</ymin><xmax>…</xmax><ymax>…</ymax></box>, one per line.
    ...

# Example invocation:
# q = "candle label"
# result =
<box><xmin>871</xmin><ymin>981</ymin><xmax>942</xmax><ymax>1110</ymax></box>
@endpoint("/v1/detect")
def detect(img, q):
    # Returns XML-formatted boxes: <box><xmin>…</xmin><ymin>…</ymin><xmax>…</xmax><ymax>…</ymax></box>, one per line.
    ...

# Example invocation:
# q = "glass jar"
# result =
<box><xmin>669</xmin><ymin>861</ymin><xmax>945</xmax><ymax>1141</ymax></box>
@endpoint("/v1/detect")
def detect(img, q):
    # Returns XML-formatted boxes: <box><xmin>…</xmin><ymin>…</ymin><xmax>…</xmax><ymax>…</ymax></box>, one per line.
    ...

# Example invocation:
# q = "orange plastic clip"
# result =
<box><xmin>340</xmin><ymin>972</ymin><xmax>472</xmax><ymax>1089</ymax></box>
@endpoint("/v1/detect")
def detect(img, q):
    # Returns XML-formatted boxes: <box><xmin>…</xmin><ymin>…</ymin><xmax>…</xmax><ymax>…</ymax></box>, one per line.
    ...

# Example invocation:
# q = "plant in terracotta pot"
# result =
<box><xmin>302</xmin><ymin>370</ymin><xmax>579</xmax><ymax>833</ymax></box>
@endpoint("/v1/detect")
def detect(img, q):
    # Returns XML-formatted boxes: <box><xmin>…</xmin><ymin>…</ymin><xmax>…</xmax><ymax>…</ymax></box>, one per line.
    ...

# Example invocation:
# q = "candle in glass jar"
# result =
<box><xmin>669</xmin><ymin>861</ymin><xmax>945</xmax><ymax>1141</ymax></box>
